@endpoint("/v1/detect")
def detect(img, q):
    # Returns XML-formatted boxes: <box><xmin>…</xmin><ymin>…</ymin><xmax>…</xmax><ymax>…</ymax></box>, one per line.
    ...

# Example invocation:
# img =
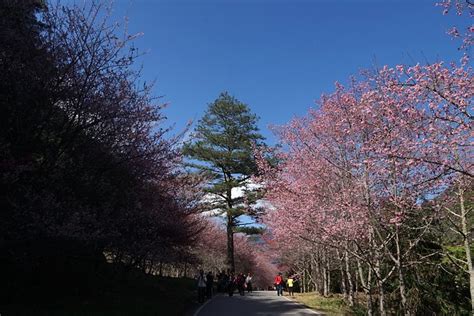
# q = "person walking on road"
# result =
<box><xmin>236</xmin><ymin>273</ymin><xmax>246</xmax><ymax>296</ymax></box>
<box><xmin>287</xmin><ymin>275</ymin><xmax>294</xmax><ymax>296</ymax></box>
<box><xmin>274</xmin><ymin>272</ymin><xmax>284</xmax><ymax>296</ymax></box>
<box><xmin>206</xmin><ymin>271</ymin><xmax>214</xmax><ymax>298</ymax></box>
<box><xmin>217</xmin><ymin>271</ymin><xmax>226</xmax><ymax>292</ymax></box>
<box><xmin>227</xmin><ymin>273</ymin><xmax>236</xmax><ymax>297</ymax></box>
<box><xmin>197</xmin><ymin>269</ymin><xmax>207</xmax><ymax>303</ymax></box>
<box><xmin>221</xmin><ymin>272</ymin><xmax>229</xmax><ymax>293</ymax></box>
<box><xmin>245</xmin><ymin>272</ymin><xmax>253</xmax><ymax>293</ymax></box>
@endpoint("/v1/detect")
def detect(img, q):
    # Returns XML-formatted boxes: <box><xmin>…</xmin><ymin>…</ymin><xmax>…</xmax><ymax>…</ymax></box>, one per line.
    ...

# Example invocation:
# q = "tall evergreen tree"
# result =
<box><xmin>184</xmin><ymin>92</ymin><xmax>265</xmax><ymax>272</ymax></box>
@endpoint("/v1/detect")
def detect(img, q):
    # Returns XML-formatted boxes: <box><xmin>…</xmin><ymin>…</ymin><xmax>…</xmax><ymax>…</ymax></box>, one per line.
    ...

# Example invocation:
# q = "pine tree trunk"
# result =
<box><xmin>226</xmin><ymin>214</ymin><xmax>235</xmax><ymax>272</ymax></box>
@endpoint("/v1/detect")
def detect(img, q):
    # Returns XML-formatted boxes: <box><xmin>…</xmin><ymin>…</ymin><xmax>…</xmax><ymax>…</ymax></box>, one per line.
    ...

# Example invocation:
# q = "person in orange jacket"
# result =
<box><xmin>274</xmin><ymin>272</ymin><xmax>283</xmax><ymax>296</ymax></box>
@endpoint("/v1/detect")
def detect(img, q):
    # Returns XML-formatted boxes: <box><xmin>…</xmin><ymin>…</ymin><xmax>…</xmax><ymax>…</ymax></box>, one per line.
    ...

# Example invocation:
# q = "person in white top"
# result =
<box><xmin>196</xmin><ymin>269</ymin><xmax>207</xmax><ymax>303</ymax></box>
<box><xmin>245</xmin><ymin>272</ymin><xmax>253</xmax><ymax>293</ymax></box>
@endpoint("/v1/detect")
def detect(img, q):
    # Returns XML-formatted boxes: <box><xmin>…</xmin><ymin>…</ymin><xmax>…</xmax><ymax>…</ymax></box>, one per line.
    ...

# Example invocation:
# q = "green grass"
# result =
<box><xmin>291</xmin><ymin>292</ymin><xmax>352</xmax><ymax>316</ymax></box>
<box><xmin>0</xmin><ymin>267</ymin><xmax>197</xmax><ymax>316</ymax></box>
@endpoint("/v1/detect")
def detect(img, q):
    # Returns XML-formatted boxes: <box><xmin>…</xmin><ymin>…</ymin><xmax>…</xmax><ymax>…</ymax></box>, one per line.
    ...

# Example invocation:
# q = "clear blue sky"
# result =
<box><xmin>102</xmin><ymin>0</ymin><xmax>466</xmax><ymax>144</ymax></box>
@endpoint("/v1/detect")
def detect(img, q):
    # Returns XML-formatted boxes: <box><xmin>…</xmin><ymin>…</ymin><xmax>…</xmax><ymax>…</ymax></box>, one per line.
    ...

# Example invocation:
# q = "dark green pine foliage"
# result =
<box><xmin>184</xmin><ymin>92</ymin><xmax>265</xmax><ymax>272</ymax></box>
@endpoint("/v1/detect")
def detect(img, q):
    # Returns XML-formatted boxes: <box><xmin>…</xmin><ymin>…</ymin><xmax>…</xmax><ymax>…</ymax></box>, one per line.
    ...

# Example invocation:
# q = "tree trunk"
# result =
<box><xmin>395</xmin><ymin>227</ymin><xmax>409</xmax><ymax>316</ymax></box>
<box><xmin>309</xmin><ymin>255</ymin><xmax>318</xmax><ymax>292</ymax></box>
<box><xmin>375</xmin><ymin>256</ymin><xmax>386</xmax><ymax>316</ymax></box>
<box><xmin>300</xmin><ymin>269</ymin><xmax>304</xmax><ymax>293</ymax></box>
<box><xmin>367</xmin><ymin>267</ymin><xmax>373</xmax><ymax>316</ymax></box>
<box><xmin>326</xmin><ymin>255</ymin><xmax>331</xmax><ymax>295</ymax></box>
<box><xmin>322</xmin><ymin>251</ymin><xmax>328</xmax><ymax>296</ymax></box>
<box><xmin>226</xmin><ymin>214</ymin><xmax>235</xmax><ymax>272</ymax></box>
<box><xmin>314</xmin><ymin>253</ymin><xmax>321</xmax><ymax>294</ymax></box>
<box><xmin>308</xmin><ymin>255</ymin><xmax>313</xmax><ymax>292</ymax></box>
<box><xmin>303</xmin><ymin>268</ymin><xmax>307</xmax><ymax>293</ymax></box>
<box><xmin>147</xmin><ymin>259</ymin><xmax>154</xmax><ymax>274</ymax></box>
<box><xmin>459</xmin><ymin>182</ymin><xmax>474</xmax><ymax>314</ymax></box>
<box><xmin>357</xmin><ymin>258</ymin><xmax>373</xmax><ymax>316</ymax></box>
<box><xmin>354</xmin><ymin>270</ymin><xmax>358</xmax><ymax>300</ymax></box>
<box><xmin>338</xmin><ymin>250</ymin><xmax>347</xmax><ymax>299</ymax></box>
<box><xmin>344</xmin><ymin>249</ymin><xmax>354</xmax><ymax>306</ymax></box>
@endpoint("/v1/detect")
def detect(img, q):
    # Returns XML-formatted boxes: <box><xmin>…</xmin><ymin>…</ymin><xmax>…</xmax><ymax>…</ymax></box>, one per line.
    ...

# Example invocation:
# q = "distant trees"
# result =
<box><xmin>0</xmin><ymin>0</ymin><xmax>202</xmax><ymax>300</ymax></box>
<box><xmin>184</xmin><ymin>92</ymin><xmax>266</xmax><ymax>272</ymax></box>
<box><xmin>195</xmin><ymin>219</ymin><xmax>277</xmax><ymax>288</ymax></box>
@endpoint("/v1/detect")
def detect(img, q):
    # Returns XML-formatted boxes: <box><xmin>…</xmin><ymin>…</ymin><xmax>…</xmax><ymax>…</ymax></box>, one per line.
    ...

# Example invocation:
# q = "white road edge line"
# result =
<box><xmin>282</xmin><ymin>295</ymin><xmax>323</xmax><ymax>315</ymax></box>
<box><xmin>193</xmin><ymin>294</ymin><xmax>218</xmax><ymax>316</ymax></box>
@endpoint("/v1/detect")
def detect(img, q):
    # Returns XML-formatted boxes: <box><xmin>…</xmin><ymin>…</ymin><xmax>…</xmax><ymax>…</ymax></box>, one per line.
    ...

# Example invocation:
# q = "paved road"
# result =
<box><xmin>195</xmin><ymin>291</ymin><xmax>323</xmax><ymax>316</ymax></box>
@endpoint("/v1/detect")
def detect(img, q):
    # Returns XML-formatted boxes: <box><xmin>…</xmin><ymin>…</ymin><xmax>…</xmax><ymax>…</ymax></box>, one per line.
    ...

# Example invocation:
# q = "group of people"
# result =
<box><xmin>196</xmin><ymin>270</ymin><xmax>253</xmax><ymax>302</ymax></box>
<box><xmin>196</xmin><ymin>270</ymin><xmax>215</xmax><ymax>303</ymax></box>
<box><xmin>274</xmin><ymin>272</ymin><xmax>298</xmax><ymax>296</ymax></box>
<box><xmin>222</xmin><ymin>272</ymin><xmax>253</xmax><ymax>297</ymax></box>
<box><xmin>197</xmin><ymin>270</ymin><xmax>298</xmax><ymax>303</ymax></box>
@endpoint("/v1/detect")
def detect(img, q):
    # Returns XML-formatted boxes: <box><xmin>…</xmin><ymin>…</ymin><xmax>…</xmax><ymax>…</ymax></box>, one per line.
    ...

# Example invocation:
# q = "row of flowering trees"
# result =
<box><xmin>1</xmin><ymin>2</ymin><xmax>280</xmax><ymax>305</ymax></box>
<box><xmin>0</xmin><ymin>0</ymin><xmax>205</xmax><ymax>301</ymax></box>
<box><xmin>258</xmin><ymin>58</ymin><xmax>472</xmax><ymax>314</ymax></box>
<box><xmin>256</xmin><ymin>1</ymin><xmax>472</xmax><ymax>312</ymax></box>
<box><xmin>193</xmin><ymin>219</ymin><xmax>277</xmax><ymax>288</ymax></box>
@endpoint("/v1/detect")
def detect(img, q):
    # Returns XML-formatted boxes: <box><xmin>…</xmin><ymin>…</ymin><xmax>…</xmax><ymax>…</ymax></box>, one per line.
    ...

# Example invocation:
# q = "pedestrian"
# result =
<box><xmin>206</xmin><ymin>271</ymin><xmax>214</xmax><ymax>298</ymax></box>
<box><xmin>196</xmin><ymin>269</ymin><xmax>207</xmax><ymax>303</ymax></box>
<box><xmin>227</xmin><ymin>273</ymin><xmax>235</xmax><ymax>297</ymax></box>
<box><xmin>274</xmin><ymin>272</ymin><xmax>284</xmax><ymax>296</ymax></box>
<box><xmin>237</xmin><ymin>273</ymin><xmax>245</xmax><ymax>296</ymax></box>
<box><xmin>287</xmin><ymin>275</ymin><xmax>294</xmax><ymax>296</ymax></box>
<box><xmin>217</xmin><ymin>271</ymin><xmax>224</xmax><ymax>292</ymax></box>
<box><xmin>222</xmin><ymin>272</ymin><xmax>229</xmax><ymax>293</ymax></box>
<box><xmin>245</xmin><ymin>272</ymin><xmax>253</xmax><ymax>293</ymax></box>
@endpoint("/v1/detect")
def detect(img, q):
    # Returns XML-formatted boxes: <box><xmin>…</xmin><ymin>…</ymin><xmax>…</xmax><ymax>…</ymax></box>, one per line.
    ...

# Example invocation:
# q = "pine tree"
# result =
<box><xmin>184</xmin><ymin>91</ymin><xmax>265</xmax><ymax>272</ymax></box>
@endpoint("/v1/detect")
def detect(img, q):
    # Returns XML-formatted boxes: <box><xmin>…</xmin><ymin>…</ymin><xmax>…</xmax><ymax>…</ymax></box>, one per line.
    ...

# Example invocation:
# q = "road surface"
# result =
<box><xmin>194</xmin><ymin>291</ymin><xmax>323</xmax><ymax>316</ymax></box>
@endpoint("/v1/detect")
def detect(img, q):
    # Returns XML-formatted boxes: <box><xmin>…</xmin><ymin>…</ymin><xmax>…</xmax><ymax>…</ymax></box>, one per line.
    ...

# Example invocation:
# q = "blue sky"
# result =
<box><xmin>102</xmin><ymin>0</ymin><xmax>467</xmax><ymax>144</ymax></box>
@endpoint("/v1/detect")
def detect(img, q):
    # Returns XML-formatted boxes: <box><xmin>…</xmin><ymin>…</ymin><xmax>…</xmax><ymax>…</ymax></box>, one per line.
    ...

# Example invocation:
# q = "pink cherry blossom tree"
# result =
<box><xmin>257</xmin><ymin>55</ymin><xmax>472</xmax><ymax>314</ymax></box>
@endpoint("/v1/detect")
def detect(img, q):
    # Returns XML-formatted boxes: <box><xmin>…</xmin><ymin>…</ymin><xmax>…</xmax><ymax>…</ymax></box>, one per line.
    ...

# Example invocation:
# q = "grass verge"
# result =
<box><xmin>290</xmin><ymin>292</ymin><xmax>353</xmax><ymax>316</ymax></box>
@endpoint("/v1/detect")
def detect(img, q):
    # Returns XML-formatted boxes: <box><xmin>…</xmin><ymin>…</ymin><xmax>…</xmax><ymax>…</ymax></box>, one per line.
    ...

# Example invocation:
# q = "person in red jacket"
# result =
<box><xmin>274</xmin><ymin>272</ymin><xmax>283</xmax><ymax>296</ymax></box>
